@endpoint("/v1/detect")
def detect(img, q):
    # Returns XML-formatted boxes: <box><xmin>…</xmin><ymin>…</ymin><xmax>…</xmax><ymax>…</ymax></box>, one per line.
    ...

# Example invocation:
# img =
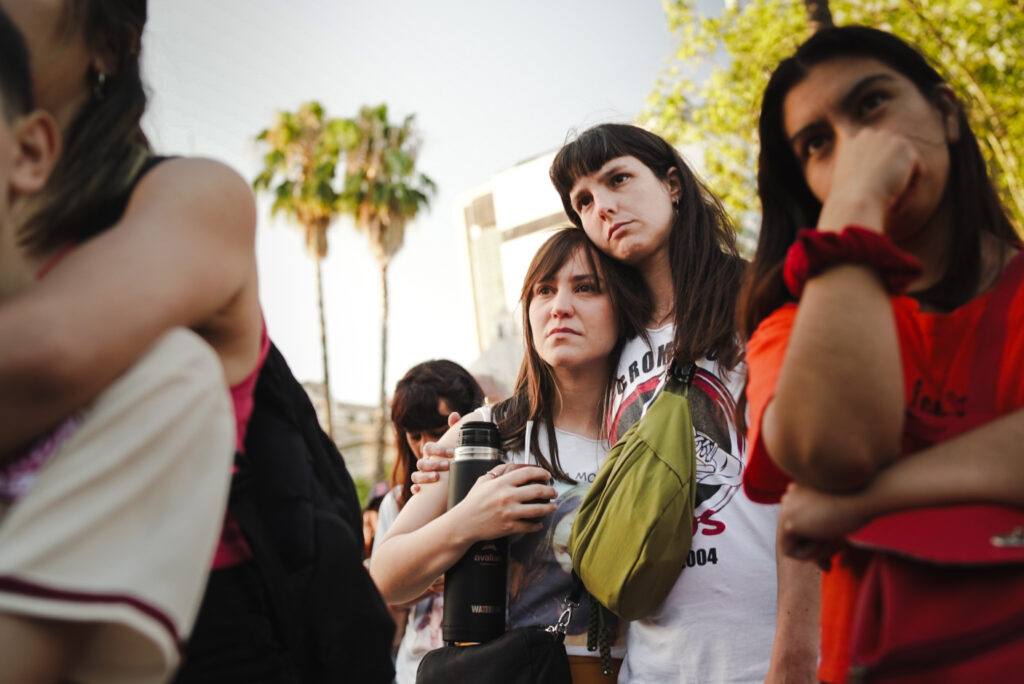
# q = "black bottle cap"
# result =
<box><xmin>457</xmin><ymin>421</ymin><xmax>501</xmax><ymax>449</ymax></box>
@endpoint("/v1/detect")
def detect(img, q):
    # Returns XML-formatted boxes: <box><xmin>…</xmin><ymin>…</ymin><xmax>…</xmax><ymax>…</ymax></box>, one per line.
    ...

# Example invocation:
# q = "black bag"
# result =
<box><xmin>417</xmin><ymin>581</ymin><xmax>584</xmax><ymax>684</ymax></box>
<box><xmin>416</xmin><ymin>626</ymin><xmax>571</xmax><ymax>684</ymax></box>
<box><xmin>232</xmin><ymin>343</ymin><xmax>395</xmax><ymax>683</ymax></box>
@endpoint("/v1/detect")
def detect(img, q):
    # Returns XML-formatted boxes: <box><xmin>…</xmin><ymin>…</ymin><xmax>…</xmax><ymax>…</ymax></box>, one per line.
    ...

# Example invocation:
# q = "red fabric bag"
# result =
<box><xmin>846</xmin><ymin>251</ymin><xmax>1024</xmax><ymax>683</ymax></box>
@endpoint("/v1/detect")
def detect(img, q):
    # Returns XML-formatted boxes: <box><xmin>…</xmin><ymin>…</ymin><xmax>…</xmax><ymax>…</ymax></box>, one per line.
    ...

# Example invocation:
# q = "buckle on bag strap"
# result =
<box><xmin>546</xmin><ymin>598</ymin><xmax>577</xmax><ymax>635</ymax></box>
<box><xmin>668</xmin><ymin>360</ymin><xmax>696</xmax><ymax>386</ymax></box>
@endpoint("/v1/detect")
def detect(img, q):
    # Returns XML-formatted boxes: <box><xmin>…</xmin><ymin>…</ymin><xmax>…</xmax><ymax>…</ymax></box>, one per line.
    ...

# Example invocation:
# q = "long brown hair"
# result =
<box><xmin>0</xmin><ymin>6</ymin><xmax>33</xmax><ymax>121</ymax></box>
<box><xmin>492</xmin><ymin>228</ymin><xmax>649</xmax><ymax>482</ymax></box>
<box><xmin>550</xmin><ymin>123</ymin><xmax>746</xmax><ymax>370</ymax></box>
<box><xmin>740</xmin><ymin>26</ymin><xmax>1019</xmax><ymax>340</ymax></box>
<box><xmin>19</xmin><ymin>0</ymin><xmax>150</xmax><ymax>255</ymax></box>
<box><xmin>389</xmin><ymin>360</ymin><xmax>484</xmax><ymax>508</ymax></box>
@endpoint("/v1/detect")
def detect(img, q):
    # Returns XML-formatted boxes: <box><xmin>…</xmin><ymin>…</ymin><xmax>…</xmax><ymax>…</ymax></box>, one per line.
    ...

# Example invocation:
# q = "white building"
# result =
<box><xmin>302</xmin><ymin>381</ymin><xmax>395</xmax><ymax>482</ymax></box>
<box><xmin>455</xmin><ymin>149</ymin><xmax>572</xmax><ymax>393</ymax></box>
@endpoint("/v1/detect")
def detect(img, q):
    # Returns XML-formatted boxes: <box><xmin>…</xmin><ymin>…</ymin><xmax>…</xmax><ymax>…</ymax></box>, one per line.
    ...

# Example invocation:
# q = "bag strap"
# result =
<box><xmin>547</xmin><ymin>572</ymin><xmax>584</xmax><ymax>634</ymax></box>
<box><xmin>664</xmin><ymin>359</ymin><xmax>696</xmax><ymax>395</ymax></box>
<box><xmin>966</xmin><ymin>249</ymin><xmax>1024</xmax><ymax>415</ymax></box>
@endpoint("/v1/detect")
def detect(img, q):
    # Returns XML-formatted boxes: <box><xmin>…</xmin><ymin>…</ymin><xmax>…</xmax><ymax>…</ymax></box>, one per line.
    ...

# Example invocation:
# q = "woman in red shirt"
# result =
<box><xmin>740</xmin><ymin>26</ymin><xmax>1024</xmax><ymax>683</ymax></box>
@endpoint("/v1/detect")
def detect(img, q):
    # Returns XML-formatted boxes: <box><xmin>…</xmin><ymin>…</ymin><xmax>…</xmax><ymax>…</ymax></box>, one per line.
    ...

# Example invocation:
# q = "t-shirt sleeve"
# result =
<box><xmin>0</xmin><ymin>329</ymin><xmax>234</xmax><ymax>683</ymax></box>
<box><xmin>743</xmin><ymin>305</ymin><xmax>798</xmax><ymax>504</ymax></box>
<box><xmin>372</xmin><ymin>489</ymin><xmax>401</xmax><ymax>557</ymax></box>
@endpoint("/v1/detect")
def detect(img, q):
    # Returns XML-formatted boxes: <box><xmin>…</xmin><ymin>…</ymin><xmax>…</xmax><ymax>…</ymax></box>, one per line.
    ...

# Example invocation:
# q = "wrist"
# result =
<box><xmin>818</xmin><ymin>196</ymin><xmax>886</xmax><ymax>233</ymax></box>
<box><xmin>440</xmin><ymin>504</ymin><xmax>468</xmax><ymax>548</ymax></box>
<box><xmin>783</xmin><ymin>226</ymin><xmax>922</xmax><ymax>299</ymax></box>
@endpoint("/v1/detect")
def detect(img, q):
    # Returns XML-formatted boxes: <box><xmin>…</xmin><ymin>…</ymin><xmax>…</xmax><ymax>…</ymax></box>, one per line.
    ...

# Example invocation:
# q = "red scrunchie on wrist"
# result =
<box><xmin>782</xmin><ymin>226</ymin><xmax>923</xmax><ymax>298</ymax></box>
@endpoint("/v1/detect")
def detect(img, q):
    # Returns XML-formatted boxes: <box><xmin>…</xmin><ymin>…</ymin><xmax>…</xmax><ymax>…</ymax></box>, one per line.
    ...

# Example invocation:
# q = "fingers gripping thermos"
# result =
<box><xmin>442</xmin><ymin>421</ymin><xmax>508</xmax><ymax>644</ymax></box>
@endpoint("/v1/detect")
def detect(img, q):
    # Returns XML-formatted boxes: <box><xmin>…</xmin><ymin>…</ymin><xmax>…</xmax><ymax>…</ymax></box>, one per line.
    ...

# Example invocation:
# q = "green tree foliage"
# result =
<box><xmin>646</xmin><ymin>0</ymin><xmax>1024</xmax><ymax>245</ymax></box>
<box><xmin>254</xmin><ymin>101</ymin><xmax>348</xmax><ymax>437</ymax></box>
<box><xmin>336</xmin><ymin>105</ymin><xmax>436</xmax><ymax>482</ymax></box>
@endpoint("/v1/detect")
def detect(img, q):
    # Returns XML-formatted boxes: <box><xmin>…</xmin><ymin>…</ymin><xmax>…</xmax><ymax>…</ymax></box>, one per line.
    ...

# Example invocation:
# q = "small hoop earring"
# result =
<box><xmin>94</xmin><ymin>71</ymin><xmax>107</xmax><ymax>99</ymax></box>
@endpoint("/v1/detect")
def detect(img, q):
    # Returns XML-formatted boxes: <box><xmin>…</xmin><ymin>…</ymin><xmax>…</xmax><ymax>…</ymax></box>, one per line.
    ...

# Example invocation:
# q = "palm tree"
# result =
<box><xmin>337</xmin><ymin>104</ymin><xmax>436</xmax><ymax>481</ymax></box>
<box><xmin>253</xmin><ymin>101</ymin><xmax>346</xmax><ymax>438</ymax></box>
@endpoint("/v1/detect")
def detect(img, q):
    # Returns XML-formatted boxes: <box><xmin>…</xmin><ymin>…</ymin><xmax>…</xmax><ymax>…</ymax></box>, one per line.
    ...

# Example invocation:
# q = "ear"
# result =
<box><xmin>932</xmin><ymin>85</ymin><xmax>961</xmax><ymax>144</ymax></box>
<box><xmin>10</xmin><ymin>110</ymin><xmax>61</xmax><ymax>196</ymax></box>
<box><xmin>664</xmin><ymin>167</ymin><xmax>682</xmax><ymax>205</ymax></box>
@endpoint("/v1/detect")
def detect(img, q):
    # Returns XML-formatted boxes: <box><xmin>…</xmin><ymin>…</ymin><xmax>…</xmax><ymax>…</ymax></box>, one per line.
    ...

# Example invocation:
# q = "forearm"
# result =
<box><xmin>370</xmin><ymin>506</ymin><xmax>473</xmax><ymax>604</ymax></box>
<box><xmin>372</xmin><ymin>460</ymin><xmax>553</xmax><ymax>604</ymax></box>
<box><xmin>855</xmin><ymin>408</ymin><xmax>1024</xmax><ymax>517</ymax></box>
<box><xmin>765</xmin><ymin>524</ymin><xmax>821</xmax><ymax>684</ymax></box>
<box><xmin>0</xmin><ymin>298</ymin><xmax>110</xmax><ymax>457</ymax></box>
<box><xmin>767</xmin><ymin>265</ymin><xmax>903</xmax><ymax>490</ymax></box>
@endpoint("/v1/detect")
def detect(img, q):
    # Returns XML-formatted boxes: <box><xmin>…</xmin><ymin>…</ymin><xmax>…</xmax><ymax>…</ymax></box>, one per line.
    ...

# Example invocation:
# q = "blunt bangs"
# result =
<box><xmin>551</xmin><ymin>128</ymin><xmax>637</xmax><ymax>226</ymax></box>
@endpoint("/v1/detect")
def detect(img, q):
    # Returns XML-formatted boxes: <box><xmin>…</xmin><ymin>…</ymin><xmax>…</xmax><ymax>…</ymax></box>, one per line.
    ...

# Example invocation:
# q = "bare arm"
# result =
<box><xmin>780</xmin><ymin>407</ymin><xmax>1024</xmax><ymax>560</ymax></box>
<box><xmin>763</xmin><ymin>130</ymin><xmax>922</xmax><ymax>491</ymax></box>
<box><xmin>371</xmin><ymin>412</ymin><xmax>557</xmax><ymax>604</ymax></box>
<box><xmin>764</xmin><ymin>521</ymin><xmax>821</xmax><ymax>684</ymax></box>
<box><xmin>762</xmin><ymin>264</ymin><xmax>904</xmax><ymax>491</ymax></box>
<box><xmin>371</xmin><ymin>464</ymin><xmax>556</xmax><ymax>605</ymax></box>
<box><xmin>0</xmin><ymin>614</ymin><xmax>92</xmax><ymax>683</ymax></box>
<box><xmin>0</xmin><ymin>158</ymin><xmax>259</xmax><ymax>454</ymax></box>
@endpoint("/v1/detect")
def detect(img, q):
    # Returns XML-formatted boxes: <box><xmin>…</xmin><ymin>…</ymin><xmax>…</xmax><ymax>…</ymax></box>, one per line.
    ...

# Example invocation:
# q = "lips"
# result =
<box><xmin>547</xmin><ymin>327</ymin><xmax>579</xmax><ymax>338</ymax></box>
<box><xmin>608</xmin><ymin>220</ymin><xmax>632</xmax><ymax>241</ymax></box>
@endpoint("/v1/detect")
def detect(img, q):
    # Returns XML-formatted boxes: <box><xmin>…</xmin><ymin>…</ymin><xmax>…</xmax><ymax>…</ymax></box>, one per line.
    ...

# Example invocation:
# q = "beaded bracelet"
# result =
<box><xmin>782</xmin><ymin>226</ymin><xmax>922</xmax><ymax>298</ymax></box>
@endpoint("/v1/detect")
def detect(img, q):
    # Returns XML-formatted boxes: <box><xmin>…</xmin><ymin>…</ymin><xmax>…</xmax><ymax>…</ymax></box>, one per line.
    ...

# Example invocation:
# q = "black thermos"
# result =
<box><xmin>441</xmin><ymin>421</ymin><xmax>508</xmax><ymax>644</ymax></box>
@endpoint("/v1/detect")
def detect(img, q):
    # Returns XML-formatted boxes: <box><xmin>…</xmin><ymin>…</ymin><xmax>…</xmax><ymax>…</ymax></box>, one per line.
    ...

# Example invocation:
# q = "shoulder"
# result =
<box><xmin>617</xmin><ymin>326</ymin><xmax>673</xmax><ymax>369</ymax></box>
<box><xmin>747</xmin><ymin>304</ymin><xmax>797</xmax><ymax>362</ymax></box>
<box><xmin>136</xmin><ymin>157</ymin><xmax>252</xmax><ymax>200</ymax></box>
<box><xmin>695</xmin><ymin>353</ymin><xmax>746</xmax><ymax>404</ymax></box>
<box><xmin>126</xmin><ymin>157</ymin><xmax>256</xmax><ymax>244</ymax></box>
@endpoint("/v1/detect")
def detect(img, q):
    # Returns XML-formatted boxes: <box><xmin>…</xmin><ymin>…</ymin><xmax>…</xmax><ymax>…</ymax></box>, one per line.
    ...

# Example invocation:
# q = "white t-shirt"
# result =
<box><xmin>610</xmin><ymin>325</ymin><xmax>779</xmax><ymax>684</ymax></box>
<box><xmin>482</xmin><ymin>408</ymin><xmax>627</xmax><ymax>659</ymax></box>
<box><xmin>373</xmin><ymin>487</ymin><xmax>444</xmax><ymax>684</ymax></box>
<box><xmin>0</xmin><ymin>328</ymin><xmax>234</xmax><ymax>683</ymax></box>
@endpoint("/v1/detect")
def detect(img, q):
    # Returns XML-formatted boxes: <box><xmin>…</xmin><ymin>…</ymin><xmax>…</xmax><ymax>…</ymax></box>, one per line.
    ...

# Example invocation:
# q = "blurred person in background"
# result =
<box><xmin>371</xmin><ymin>360</ymin><xmax>484</xmax><ymax>683</ymax></box>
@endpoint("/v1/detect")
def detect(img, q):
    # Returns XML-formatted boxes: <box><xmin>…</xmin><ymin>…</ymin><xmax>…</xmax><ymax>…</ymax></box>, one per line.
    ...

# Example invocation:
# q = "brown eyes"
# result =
<box><xmin>857</xmin><ymin>92</ymin><xmax>888</xmax><ymax>116</ymax></box>
<box><xmin>534</xmin><ymin>281</ymin><xmax>600</xmax><ymax>297</ymax></box>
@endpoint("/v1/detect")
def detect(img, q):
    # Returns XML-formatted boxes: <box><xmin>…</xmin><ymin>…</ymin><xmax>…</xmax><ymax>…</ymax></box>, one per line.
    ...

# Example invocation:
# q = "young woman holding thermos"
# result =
<box><xmin>371</xmin><ymin>228</ymin><xmax>649</xmax><ymax>682</ymax></box>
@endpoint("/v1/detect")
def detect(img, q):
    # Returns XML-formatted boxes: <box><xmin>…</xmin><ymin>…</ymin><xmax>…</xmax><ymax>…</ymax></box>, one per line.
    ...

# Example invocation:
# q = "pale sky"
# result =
<box><xmin>142</xmin><ymin>0</ymin><xmax>679</xmax><ymax>406</ymax></box>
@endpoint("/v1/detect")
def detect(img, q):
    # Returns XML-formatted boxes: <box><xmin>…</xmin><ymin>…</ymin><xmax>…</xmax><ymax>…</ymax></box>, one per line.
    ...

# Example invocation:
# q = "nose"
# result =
<box><xmin>551</xmin><ymin>288</ymin><xmax>574</xmax><ymax>318</ymax></box>
<box><xmin>592</xmin><ymin>186</ymin><xmax>617</xmax><ymax>219</ymax></box>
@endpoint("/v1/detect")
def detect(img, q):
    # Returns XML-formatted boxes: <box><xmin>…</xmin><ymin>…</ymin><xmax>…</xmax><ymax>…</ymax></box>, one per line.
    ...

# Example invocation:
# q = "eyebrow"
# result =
<box><xmin>570</xmin><ymin>273</ymin><xmax>598</xmax><ymax>283</ymax></box>
<box><xmin>598</xmin><ymin>163</ymin><xmax>627</xmax><ymax>182</ymax></box>
<box><xmin>570</xmin><ymin>163</ymin><xmax>628</xmax><ymax>203</ymax></box>
<box><xmin>788</xmin><ymin>73</ymin><xmax>897</xmax><ymax>148</ymax></box>
<box><xmin>536</xmin><ymin>272</ymin><xmax>598</xmax><ymax>287</ymax></box>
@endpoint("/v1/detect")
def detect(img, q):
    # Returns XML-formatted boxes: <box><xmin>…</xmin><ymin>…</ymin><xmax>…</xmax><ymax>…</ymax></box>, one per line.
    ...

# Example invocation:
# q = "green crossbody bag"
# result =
<box><xmin>568</xmin><ymin>360</ymin><xmax>697</xmax><ymax>621</ymax></box>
